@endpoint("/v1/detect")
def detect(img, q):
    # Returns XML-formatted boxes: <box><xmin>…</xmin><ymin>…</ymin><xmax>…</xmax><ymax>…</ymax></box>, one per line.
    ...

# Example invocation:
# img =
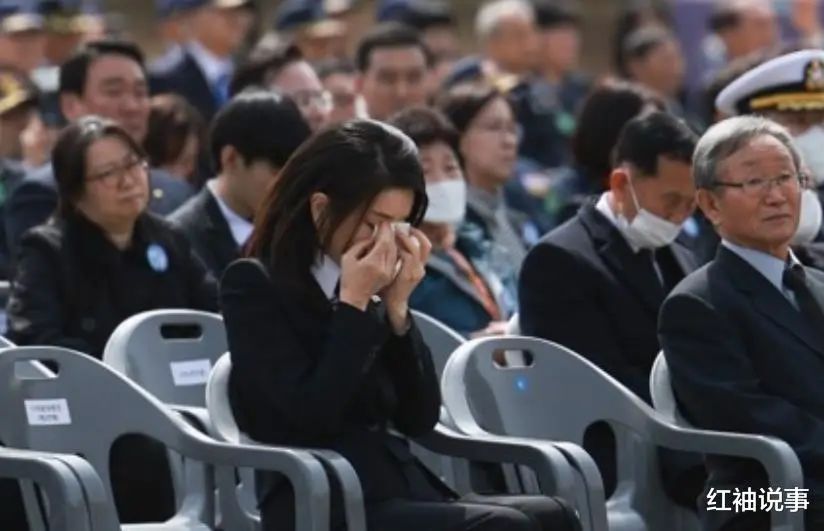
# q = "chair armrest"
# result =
<box><xmin>170</xmin><ymin>425</ymin><xmax>331</xmax><ymax>531</ymax></box>
<box><xmin>48</xmin><ymin>454</ymin><xmax>122</xmax><ymax>531</ymax></box>
<box><xmin>417</xmin><ymin>423</ymin><xmax>577</xmax><ymax>496</ymax></box>
<box><xmin>0</xmin><ymin>449</ymin><xmax>108</xmax><ymax>531</ymax></box>
<box><xmin>646</xmin><ymin>418</ymin><xmax>803</xmax><ymax>490</ymax></box>
<box><xmin>171</xmin><ymin>405</ymin><xmax>212</xmax><ymax>433</ymax></box>
<box><xmin>305</xmin><ymin>449</ymin><xmax>367</xmax><ymax>531</ymax></box>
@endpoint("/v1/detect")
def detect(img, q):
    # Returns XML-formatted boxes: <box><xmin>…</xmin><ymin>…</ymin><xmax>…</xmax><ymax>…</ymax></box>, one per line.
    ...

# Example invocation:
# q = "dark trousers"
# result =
<box><xmin>262</xmin><ymin>492</ymin><xmax>582</xmax><ymax>531</ymax></box>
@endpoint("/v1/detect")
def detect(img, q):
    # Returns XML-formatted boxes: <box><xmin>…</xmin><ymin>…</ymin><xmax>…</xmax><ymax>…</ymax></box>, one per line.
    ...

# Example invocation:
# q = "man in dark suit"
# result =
<box><xmin>519</xmin><ymin>111</ymin><xmax>700</xmax><ymax>497</ymax></box>
<box><xmin>4</xmin><ymin>39</ymin><xmax>193</xmax><ymax>269</ymax></box>
<box><xmin>660</xmin><ymin>115</ymin><xmax>824</xmax><ymax>530</ymax></box>
<box><xmin>169</xmin><ymin>89</ymin><xmax>311</xmax><ymax>278</ymax></box>
<box><xmin>149</xmin><ymin>0</ymin><xmax>252</xmax><ymax>123</ymax></box>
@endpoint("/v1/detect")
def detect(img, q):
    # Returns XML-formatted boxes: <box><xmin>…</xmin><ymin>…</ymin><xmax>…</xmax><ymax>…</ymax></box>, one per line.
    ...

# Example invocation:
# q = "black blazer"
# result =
<box><xmin>6</xmin><ymin>211</ymin><xmax>218</xmax><ymax>358</ymax></box>
<box><xmin>149</xmin><ymin>52</ymin><xmax>219</xmax><ymax>123</ymax></box>
<box><xmin>220</xmin><ymin>259</ymin><xmax>451</xmax><ymax>527</ymax></box>
<box><xmin>519</xmin><ymin>201</ymin><xmax>697</xmax><ymax>402</ymax></box>
<box><xmin>168</xmin><ymin>186</ymin><xmax>240</xmax><ymax>279</ymax></box>
<box><xmin>659</xmin><ymin>246</ymin><xmax>824</xmax><ymax>500</ymax></box>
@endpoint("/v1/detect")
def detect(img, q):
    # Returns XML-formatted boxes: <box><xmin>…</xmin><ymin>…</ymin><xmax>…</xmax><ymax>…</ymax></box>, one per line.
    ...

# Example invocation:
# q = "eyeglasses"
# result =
<box><xmin>290</xmin><ymin>89</ymin><xmax>333</xmax><ymax>111</ymax></box>
<box><xmin>711</xmin><ymin>173</ymin><xmax>808</xmax><ymax>196</ymax></box>
<box><xmin>86</xmin><ymin>155</ymin><xmax>148</xmax><ymax>188</ymax></box>
<box><xmin>472</xmin><ymin>120</ymin><xmax>522</xmax><ymax>140</ymax></box>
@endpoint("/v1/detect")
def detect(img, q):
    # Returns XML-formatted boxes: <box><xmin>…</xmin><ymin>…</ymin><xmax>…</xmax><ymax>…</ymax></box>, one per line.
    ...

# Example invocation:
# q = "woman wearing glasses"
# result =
<box><xmin>7</xmin><ymin>116</ymin><xmax>218</xmax><ymax>360</ymax></box>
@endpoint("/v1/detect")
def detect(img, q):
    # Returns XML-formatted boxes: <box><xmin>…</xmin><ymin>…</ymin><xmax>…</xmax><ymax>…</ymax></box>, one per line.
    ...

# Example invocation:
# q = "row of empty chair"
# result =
<box><xmin>0</xmin><ymin>309</ymin><xmax>806</xmax><ymax>530</ymax></box>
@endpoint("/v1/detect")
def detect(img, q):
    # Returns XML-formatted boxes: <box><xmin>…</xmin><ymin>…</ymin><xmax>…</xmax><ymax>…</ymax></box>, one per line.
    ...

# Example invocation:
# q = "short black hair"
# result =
<box><xmin>612</xmin><ymin>111</ymin><xmax>698</xmax><ymax>176</ymax></box>
<box><xmin>210</xmin><ymin>88</ymin><xmax>311</xmax><ymax>172</ymax></box>
<box><xmin>388</xmin><ymin>106</ymin><xmax>459</xmax><ymax>153</ymax></box>
<box><xmin>59</xmin><ymin>39</ymin><xmax>146</xmax><ymax>96</ymax></box>
<box><xmin>355</xmin><ymin>22</ymin><xmax>433</xmax><ymax>72</ymax></box>
<box><xmin>229</xmin><ymin>41</ymin><xmax>303</xmax><ymax>97</ymax></box>
<box><xmin>533</xmin><ymin>0</ymin><xmax>580</xmax><ymax>29</ymax></box>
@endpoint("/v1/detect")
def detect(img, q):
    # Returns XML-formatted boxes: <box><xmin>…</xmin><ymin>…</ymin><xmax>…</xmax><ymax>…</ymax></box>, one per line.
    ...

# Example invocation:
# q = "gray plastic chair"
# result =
<box><xmin>0</xmin><ymin>447</ymin><xmax>113</xmax><ymax>531</ymax></box>
<box><xmin>442</xmin><ymin>336</ymin><xmax>806</xmax><ymax>531</ymax></box>
<box><xmin>103</xmin><ymin>309</ymin><xmax>227</xmax><ymax>427</ymax></box>
<box><xmin>650</xmin><ymin>352</ymin><xmax>805</xmax><ymax>531</ymax></box>
<box><xmin>0</xmin><ymin>346</ymin><xmax>333</xmax><ymax>531</ymax></box>
<box><xmin>102</xmin><ymin>310</ymin><xmax>229</xmax><ymax>524</ymax></box>
<box><xmin>208</xmin><ymin>352</ymin><xmax>595</xmax><ymax>531</ymax></box>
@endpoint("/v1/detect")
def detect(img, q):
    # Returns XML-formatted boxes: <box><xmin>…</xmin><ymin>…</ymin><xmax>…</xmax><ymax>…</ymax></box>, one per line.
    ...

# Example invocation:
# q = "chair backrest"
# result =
<box><xmin>650</xmin><ymin>352</ymin><xmax>690</xmax><ymax>426</ymax></box>
<box><xmin>205</xmin><ymin>353</ymin><xmax>242</xmax><ymax>444</ymax></box>
<box><xmin>505</xmin><ymin>313</ymin><xmax>520</xmax><ymax>335</ymax></box>
<box><xmin>0</xmin><ymin>346</ymin><xmax>201</xmax><ymax>493</ymax></box>
<box><xmin>103</xmin><ymin>309</ymin><xmax>227</xmax><ymax>408</ymax></box>
<box><xmin>442</xmin><ymin>336</ymin><xmax>658</xmax><ymax>447</ymax></box>
<box><xmin>411</xmin><ymin>310</ymin><xmax>465</xmax><ymax>378</ymax></box>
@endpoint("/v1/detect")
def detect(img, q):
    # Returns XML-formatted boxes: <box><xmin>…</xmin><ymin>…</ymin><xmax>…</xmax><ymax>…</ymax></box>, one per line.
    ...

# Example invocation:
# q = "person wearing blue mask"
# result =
<box><xmin>519</xmin><ymin>111</ymin><xmax>701</xmax><ymax>499</ymax></box>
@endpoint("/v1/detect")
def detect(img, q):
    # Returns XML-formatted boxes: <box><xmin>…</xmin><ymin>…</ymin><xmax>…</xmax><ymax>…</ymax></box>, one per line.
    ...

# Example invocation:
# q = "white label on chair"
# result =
<box><xmin>170</xmin><ymin>359</ymin><xmax>212</xmax><ymax>387</ymax></box>
<box><xmin>24</xmin><ymin>399</ymin><xmax>71</xmax><ymax>426</ymax></box>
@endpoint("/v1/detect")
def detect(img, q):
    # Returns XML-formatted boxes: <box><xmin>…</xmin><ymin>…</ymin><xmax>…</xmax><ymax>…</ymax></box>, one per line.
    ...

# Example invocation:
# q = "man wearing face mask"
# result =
<box><xmin>716</xmin><ymin>49</ymin><xmax>824</xmax><ymax>253</ymax></box>
<box><xmin>519</xmin><ymin>111</ymin><xmax>701</xmax><ymax>499</ymax></box>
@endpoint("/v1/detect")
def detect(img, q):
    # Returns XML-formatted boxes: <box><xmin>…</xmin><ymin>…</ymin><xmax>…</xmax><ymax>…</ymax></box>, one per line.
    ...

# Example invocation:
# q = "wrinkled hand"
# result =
<box><xmin>382</xmin><ymin>227</ymin><xmax>432</xmax><ymax>334</ymax></box>
<box><xmin>339</xmin><ymin>223</ymin><xmax>397</xmax><ymax>311</ymax></box>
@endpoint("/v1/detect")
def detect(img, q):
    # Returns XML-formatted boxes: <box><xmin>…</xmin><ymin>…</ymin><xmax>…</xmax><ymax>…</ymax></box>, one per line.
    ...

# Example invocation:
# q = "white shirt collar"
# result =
<box><xmin>207</xmin><ymin>180</ymin><xmax>253</xmax><ymax>247</ymax></box>
<box><xmin>595</xmin><ymin>191</ymin><xmax>641</xmax><ymax>253</ymax></box>
<box><xmin>721</xmin><ymin>239</ymin><xmax>801</xmax><ymax>297</ymax></box>
<box><xmin>187</xmin><ymin>39</ymin><xmax>233</xmax><ymax>86</ymax></box>
<box><xmin>311</xmin><ymin>254</ymin><xmax>341</xmax><ymax>301</ymax></box>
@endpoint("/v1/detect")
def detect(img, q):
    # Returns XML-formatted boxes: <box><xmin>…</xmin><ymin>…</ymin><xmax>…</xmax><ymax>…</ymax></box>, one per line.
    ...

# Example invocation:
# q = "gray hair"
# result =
<box><xmin>692</xmin><ymin>115</ymin><xmax>802</xmax><ymax>190</ymax></box>
<box><xmin>475</xmin><ymin>0</ymin><xmax>534</xmax><ymax>43</ymax></box>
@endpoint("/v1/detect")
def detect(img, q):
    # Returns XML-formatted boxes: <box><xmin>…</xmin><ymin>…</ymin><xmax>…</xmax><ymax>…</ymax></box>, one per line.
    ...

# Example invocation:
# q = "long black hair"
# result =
<box><xmin>247</xmin><ymin>119</ymin><xmax>428</xmax><ymax>284</ymax></box>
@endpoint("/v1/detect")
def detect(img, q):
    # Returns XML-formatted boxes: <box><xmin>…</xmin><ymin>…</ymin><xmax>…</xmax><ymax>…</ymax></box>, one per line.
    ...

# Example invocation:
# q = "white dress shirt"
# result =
<box><xmin>207</xmin><ymin>180</ymin><xmax>253</xmax><ymax>247</ymax></box>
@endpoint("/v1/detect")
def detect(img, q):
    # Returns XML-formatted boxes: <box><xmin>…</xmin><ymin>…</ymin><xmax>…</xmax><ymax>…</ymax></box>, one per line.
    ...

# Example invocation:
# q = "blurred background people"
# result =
<box><xmin>231</xmin><ymin>40</ymin><xmax>331</xmax><ymax>131</ymax></box>
<box><xmin>0</xmin><ymin>1</ymin><xmax>46</xmax><ymax>76</ymax></box>
<box><xmin>317</xmin><ymin>57</ymin><xmax>364</xmax><ymax>123</ymax></box>
<box><xmin>149</xmin><ymin>0</ymin><xmax>254</xmax><ymax>122</ymax></box>
<box><xmin>274</xmin><ymin>0</ymin><xmax>350</xmax><ymax>63</ymax></box>
<box><xmin>144</xmin><ymin>93</ymin><xmax>206</xmax><ymax>187</ymax></box>
<box><xmin>355</xmin><ymin>22</ymin><xmax>431</xmax><ymax>121</ymax></box>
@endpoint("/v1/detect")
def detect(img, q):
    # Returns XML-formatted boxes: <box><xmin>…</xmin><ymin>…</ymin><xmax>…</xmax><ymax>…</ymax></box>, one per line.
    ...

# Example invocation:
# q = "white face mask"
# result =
<box><xmin>794</xmin><ymin>126</ymin><xmax>824</xmax><ymax>186</ymax></box>
<box><xmin>424</xmin><ymin>179</ymin><xmax>467</xmax><ymax>224</ymax></box>
<box><xmin>792</xmin><ymin>188</ymin><xmax>823</xmax><ymax>245</ymax></box>
<box><xmin>616</xmin><ymin>176</ymin><xmax>682</xmax><ymax>249</ymax></box>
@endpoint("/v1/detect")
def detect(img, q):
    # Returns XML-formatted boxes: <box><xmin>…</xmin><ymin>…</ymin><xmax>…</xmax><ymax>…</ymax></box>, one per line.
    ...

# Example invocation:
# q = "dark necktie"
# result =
<box><xmin>782</xmin><ymin>264</ymin><xmax>824</xmax><ymax>335</ymax></box>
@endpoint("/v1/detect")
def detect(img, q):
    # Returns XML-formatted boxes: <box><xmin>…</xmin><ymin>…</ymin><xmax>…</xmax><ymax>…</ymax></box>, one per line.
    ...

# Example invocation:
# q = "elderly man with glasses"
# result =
<box><xmin>659</xmin><ymin>114</ymin><xmax>824</xmax><ymax>531</ymax></box>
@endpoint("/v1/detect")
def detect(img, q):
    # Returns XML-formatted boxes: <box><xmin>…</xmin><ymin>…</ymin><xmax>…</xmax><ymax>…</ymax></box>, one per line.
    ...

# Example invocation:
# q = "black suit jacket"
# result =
<box><xmin>6</xmin><ymin>211</ymin><xmax>218</xmax><ymax>358</ymax></box>
<box><xmin>149</xmin><ymin>51</ymin><xmax>219</xmax><ymax>123</ymax></box>
<box><xmin>168</xmin><ymin>186</ymin><xmax>239</xmax><ymax>279</ymax></box>
<box><xmin>3</xmin><ymin>165</ymin><xmax>193</xmax><ymax>271</ymax></box>
<box><xmin>519</xmin><ymin>201</ymin><xmax>697</xmax><ymax>402</ymax></box>
<box><xmin>660</xmin><ymin>246</ymin><xmax>824</xmax><ymax>501</ymax></box>
<box><xmin>220</xmin><ymin>259</ymin><xmax>451</xmax><ymax>527</ymax></box>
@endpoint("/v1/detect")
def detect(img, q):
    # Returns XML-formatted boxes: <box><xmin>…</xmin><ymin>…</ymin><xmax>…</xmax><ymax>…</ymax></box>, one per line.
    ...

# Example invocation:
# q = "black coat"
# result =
<box><xmin>519</xmin><ymin>201</ymin><xmax>697</xmax><ymax>402</ymax></box>
<box><xmin>220</xmin><ymin>258</ymin><xmax>451</xmax><ymax>528</ymax></box>
<box><xmin>6</xmin><ymin>211</ymin><xmax>218</xmax><ymax>358</ymax></box>
<box><xmin>168</xmin><ymin>186</ymin><xmax>240</xmax><ymax>280</ymax></box>
<box><xmin>3</xmin><ymin>164</ymin><xmax>193</xmax><ymax>272</ymax></box>
<box><xmin>659</xmin><ymin>246</ymin><xmax>824</xmax><ymax>509</ymax></box>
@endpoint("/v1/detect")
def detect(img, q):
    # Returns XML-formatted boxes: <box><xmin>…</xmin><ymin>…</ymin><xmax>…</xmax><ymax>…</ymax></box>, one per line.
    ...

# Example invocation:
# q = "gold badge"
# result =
<box><xmin>805</xmin><ymin>59</ymin><xmax>824</xmax><ymax>91</ymax></box>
